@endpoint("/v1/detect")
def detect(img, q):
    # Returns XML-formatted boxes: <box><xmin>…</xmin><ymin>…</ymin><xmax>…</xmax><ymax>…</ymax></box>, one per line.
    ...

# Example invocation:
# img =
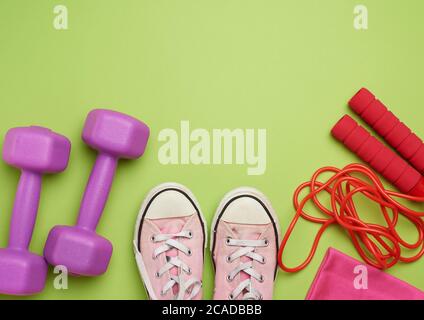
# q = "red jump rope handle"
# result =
<box><xmin>332</xmin><ymin>115</ymin><xmax>424</xmax><ymax>196</ymax></box>
<box><xmin>349</xmin><ymin>88</ymin><xmax>424</xmax><ymax>175</ymax></box>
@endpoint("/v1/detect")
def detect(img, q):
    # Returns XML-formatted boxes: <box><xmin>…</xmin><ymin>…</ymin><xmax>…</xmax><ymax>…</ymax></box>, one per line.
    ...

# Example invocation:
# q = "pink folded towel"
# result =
<box><xmin>307</xmin><ymin>248</ymin><xmax>424</xmax><ymax>300</ymax></box>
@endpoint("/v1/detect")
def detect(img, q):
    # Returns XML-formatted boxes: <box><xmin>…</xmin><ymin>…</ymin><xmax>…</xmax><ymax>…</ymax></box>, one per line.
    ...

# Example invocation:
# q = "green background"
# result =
<box><xmin>1</xmin><ymin>0</ymin><xmax>424</xmax><ymax>300</ymax></box>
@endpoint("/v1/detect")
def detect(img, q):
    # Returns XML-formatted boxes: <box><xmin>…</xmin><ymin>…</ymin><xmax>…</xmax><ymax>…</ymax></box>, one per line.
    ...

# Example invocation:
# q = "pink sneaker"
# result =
<box><xmin>211</xmin><ymin>187</ymin><xmax>281</xmax><ymax>300</ymax></box>
<box><xmin>134</xmin><ymin>183</ymin><xmax>207</xmax><ymax>300</ymax></box>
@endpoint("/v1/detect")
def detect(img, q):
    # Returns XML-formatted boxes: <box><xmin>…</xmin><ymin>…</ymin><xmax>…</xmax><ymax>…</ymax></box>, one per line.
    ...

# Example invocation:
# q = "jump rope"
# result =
<box><xmin>278</xmin><ymin>88</ymin><xmax>424</xmax><ymax>272</ymax></box>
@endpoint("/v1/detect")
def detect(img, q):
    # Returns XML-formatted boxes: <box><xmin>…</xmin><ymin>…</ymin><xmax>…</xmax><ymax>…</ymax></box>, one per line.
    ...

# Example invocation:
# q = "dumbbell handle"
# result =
<box><xmin>332</xmin><ymin>115</ymin><xmax>424</xmax><ymax>196</ymax></box>
<box><xmin>349</xmin><ymin>88</ymin><xmax>424</xmax><ymax>175</ymax></box>
<box><xmin>8</xmin><ymin>171</ymin><xmax>42</xmax><ymax>249</ymax></box>
<box><xmin>77</xmin><ymin>153</ymin><xmax>118</xmax><ymax>230</ymax></box>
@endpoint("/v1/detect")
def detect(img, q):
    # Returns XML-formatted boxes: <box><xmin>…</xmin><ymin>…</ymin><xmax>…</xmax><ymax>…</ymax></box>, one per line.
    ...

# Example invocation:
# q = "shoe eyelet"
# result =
<box><xmin>264</xmin><ymin>239</ymin><xmax>269</xmax><ymax>246</ymax></box>
<box><xmin>160</xmin><ymin>290</ymin><xmax>166</xmax><ymax>297</ymax></box>
<box><xmin>151</xmin><ymin>236</ymin><xmax>156</xmax><ymax>243</ymax></box>
<box><xmin>259</xmin><ymin>275</ymin><xmax>264</xmax><ymax>283</ymax></box>
<box><xmin>261</xmin><ymin>257</ymin><xmax>266</xmax><ymax>264</ymax></box>
<box><xmin>186</xmin><ymin>267</ymin><xmax>192</xmax><ymax>275</ymax></box>
<box><xmin>226</xmin><ymin>256</ymin><xmax>232</xmax><ymax>263</ymax></box>
<box><xmin>152</xmin><ymin>254</ymin><xmax>157</xmax><ymax>260</ymax></box>
<box><xmin>187</xmin><ymin>231</ymin><xmax>193</xmax><ymax>239</ymax></box>
<box><xmin>259</xmin><ymin>295</ymin><xmax>263</xmax><ymax>300</ymax></box>
<box><xmin>187</xmin><ymin>249</ymin><xmax>192</xmax><ymax>256</ymax></box>
<box><xmin>226</xmin><ymin>238</ymin><xmax>231</xmax><ymax>245</ymax></box>
<box><xmin>155</xmin><ymin>272</ymin><xmax>161</xmax><ymax>278</ymax></box>
<box><xmin>227</xmin><ymin>275</ymin><xmax>232</xmax><ymax>282</ymax></box>
<box><xmin>228</xmin><ymin>294</ymin><xmax>234</xmax><ymax>300</ymax></box>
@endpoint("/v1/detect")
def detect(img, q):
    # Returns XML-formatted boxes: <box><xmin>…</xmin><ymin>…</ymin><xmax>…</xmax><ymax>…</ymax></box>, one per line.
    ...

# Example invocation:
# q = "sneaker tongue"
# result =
<box><xmin>233</xmin><ymin>226</ymin><xmax>262</xmax><ymax>241</ymax></box>
<box><xmin>158</xmin><ymin>218</ymin><xmax>185</xmax><ymax>235</ymax></box>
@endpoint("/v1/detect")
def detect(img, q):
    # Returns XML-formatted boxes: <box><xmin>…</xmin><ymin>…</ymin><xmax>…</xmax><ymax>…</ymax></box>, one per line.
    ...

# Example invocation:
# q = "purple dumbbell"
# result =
<box><xmin>44</xmin><ymin>109</ymin><xmax>150</xmax><ymax>276</ymax></box>
<box><xmin>0</xmin><ymin>127</ymin><xmax>71</xmax><ymax>295</ymax></box>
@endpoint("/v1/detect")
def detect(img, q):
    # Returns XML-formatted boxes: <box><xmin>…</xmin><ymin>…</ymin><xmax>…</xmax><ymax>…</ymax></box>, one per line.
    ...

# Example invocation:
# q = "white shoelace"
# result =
<box><xmin>225</xmin><ymin>237</ymin><xmax>269</xmax><ymax>300</ymax></box>
<box><xmin>152</xmin><ymin>230</ymin><xmax>202</xmax><ymax>300</ymax></box>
